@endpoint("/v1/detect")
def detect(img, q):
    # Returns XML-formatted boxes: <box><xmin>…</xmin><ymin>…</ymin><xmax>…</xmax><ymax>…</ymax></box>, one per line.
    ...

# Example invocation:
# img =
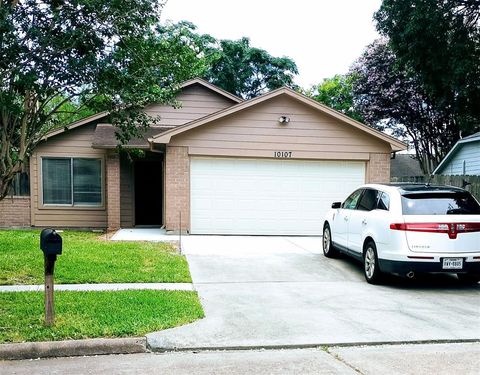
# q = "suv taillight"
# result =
<box><xmin>390</xmin><ymin>222</ymin><xmax>480</xmax><ymax>239</ymax></box>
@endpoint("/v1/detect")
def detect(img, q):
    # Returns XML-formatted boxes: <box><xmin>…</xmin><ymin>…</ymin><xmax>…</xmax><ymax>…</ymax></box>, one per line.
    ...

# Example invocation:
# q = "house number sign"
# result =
<box><xmin>274</xmin><ymin>151</ymin><xmax>292</xmax><ymax>158</ymax></box>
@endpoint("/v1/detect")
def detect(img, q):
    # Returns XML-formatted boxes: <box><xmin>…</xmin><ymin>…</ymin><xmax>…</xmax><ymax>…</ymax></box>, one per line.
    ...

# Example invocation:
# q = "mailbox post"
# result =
<box><xmin>40</xmin><ymin>229</ymin><xmax>62</xmax><ymax>326</ymax></box>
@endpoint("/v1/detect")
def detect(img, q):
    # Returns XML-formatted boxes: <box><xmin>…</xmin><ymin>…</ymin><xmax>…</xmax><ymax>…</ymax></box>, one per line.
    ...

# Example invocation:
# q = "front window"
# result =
<box><xmin>42</xmin><ymin>157</ymin><xmax>102</xmax><ymax>206</ymax></box>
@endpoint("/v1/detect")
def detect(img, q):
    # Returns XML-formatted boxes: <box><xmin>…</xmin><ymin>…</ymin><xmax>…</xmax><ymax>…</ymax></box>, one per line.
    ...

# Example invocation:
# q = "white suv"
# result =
<box><xmin>322</xmin><ymin>184</ymin><xmax>480</xmax><ymax>284</ymax></box>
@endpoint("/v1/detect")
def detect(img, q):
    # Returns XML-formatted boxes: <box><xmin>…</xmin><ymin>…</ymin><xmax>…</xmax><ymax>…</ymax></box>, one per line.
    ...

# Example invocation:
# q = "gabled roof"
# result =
<box><xmin>41</xmin><ymin>78</ymin><xmax>241</xmax><ymax>141</ymax></box>
<box><xmin>42</xmin><ymin>111</ymin><xmax>109</xmax><ymax>141</ymax></box>
<box><xmin>149</xmin><ymin>87</ymin><xmax>408</xmax><ymax>152</ymax></box>
<box><xmin>433</xmin><ymin>132</ymin><xmax>480</xmax><ymax>174</ymax></box>
<box><xmin>180</xmin><ymin>78</ymin><xmax>243</xmax><ymax>103</ymax></box>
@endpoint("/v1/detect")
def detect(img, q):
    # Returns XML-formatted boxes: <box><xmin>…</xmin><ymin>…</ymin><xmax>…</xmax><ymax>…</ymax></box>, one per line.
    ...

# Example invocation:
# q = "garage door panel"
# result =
<box><xmin>190</xmin><ymin>158</ymin><xmax>365</xmax><ymax>235</ymax></box>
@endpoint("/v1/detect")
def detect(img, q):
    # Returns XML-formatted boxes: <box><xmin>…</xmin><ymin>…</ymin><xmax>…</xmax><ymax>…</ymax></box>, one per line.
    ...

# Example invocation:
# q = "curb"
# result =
<box><xmin>2</xmin><ymin>337</ymin><xmax>478</xmax><ymax>361</ymax></box>
<box><xmin>147</xmin><ymin>338</ymin><xmax>480</xmax><ymax>353</ymax></box>
<box><xmin>0</xmin><ymin>337</ymin><xmax>147</xmax><ymax>361</ymax></box>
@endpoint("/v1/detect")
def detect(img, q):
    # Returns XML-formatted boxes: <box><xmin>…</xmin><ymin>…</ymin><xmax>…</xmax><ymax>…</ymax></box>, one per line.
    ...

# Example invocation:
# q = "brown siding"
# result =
<box><xmin>0</xmin><ymin>197</ymin><xmax>31</xmax><ymax>227</ymax></box>
<box><xmin>168</xmin><ymin>95</ymin><xmax>391</xmax><ymax>159</ymax></box>
<box><xmin>144</xmin><ymin>84</ymin><xmax>236</xmax><ymax>126</ymax></box>
<box><xmin>120</xmin><ymin>154</ymin><xmax>134</xmax><ymax>228</ymax></box>
<box><xmin>31</xmin><ymin>124</ymin><xmax>108</xmax><ymax>228</ymax></box>
<box><xmin>164</xmin><ymin>146</ymin><xmax>189</xmax><ymax>232</ymax></box>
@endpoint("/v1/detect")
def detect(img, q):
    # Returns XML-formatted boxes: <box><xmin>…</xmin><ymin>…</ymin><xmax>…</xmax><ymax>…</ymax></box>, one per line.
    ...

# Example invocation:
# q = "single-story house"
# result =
<box><xmin>433</xmin><ymin>132</ymin><xmax>480</xmax><ymax>176</ymax></box>
<box><xmin>0</xmin><ymin>78</ymin><xmax>407</xmax><ymax>235</ymax></box>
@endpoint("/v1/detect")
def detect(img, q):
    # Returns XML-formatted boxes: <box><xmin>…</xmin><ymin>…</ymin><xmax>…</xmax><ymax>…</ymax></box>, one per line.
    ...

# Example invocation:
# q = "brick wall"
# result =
<box><xmin>367</xmin><ymin>153</ymin><xmax>391</xmax><ymax>183</ymax></box>
<box><xmin>165</xmin><ymin>146</ymin><xmax>190</xmax><ymax>232</ymax></box>
<box><xmin>0</xmin><ymin>196</ymin><xmax>31</xmax><ymax>227</ymax></box>
<box><xmin>106</xmin><ymin>151</ymin><xmax>121</xmax><ymax>230</ymax></box>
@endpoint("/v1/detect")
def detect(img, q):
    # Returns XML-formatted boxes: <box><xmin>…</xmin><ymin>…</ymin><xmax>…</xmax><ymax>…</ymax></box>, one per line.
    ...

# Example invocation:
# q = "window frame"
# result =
<box><xmin>40</xmin><ymin>155</ymin><xmax>105</xmax><ymax>209</ymax></box>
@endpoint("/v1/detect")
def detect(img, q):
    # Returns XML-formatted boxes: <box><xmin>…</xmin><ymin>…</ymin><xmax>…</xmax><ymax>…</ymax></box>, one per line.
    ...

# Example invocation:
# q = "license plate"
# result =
<box><xmin>442</xmin><ymin>258</ymin><xmax>463</xmax><ymax>270</ymax></box>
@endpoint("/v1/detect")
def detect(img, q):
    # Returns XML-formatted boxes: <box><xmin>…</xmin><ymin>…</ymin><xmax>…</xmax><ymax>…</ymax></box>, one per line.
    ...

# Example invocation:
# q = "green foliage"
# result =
<box><xmin>0</xmin><ymin>290</ymin><xmax>204</xmax><ymax>343</ymax></box>
<box><xmin>0</xmin><ymin>0</ymin><xmax>300</xmax><ymax>200</ymax></box>
<box><xmin>45</xmin><ymin>96</ymin><xmax>96</xmax><ymax>128</ymax></box>
<box><xmin>205</xmin><ymin>37</ymin><xmax>299</xmax><ymax>99</ymax></box>
<box><xmin>0</xmin><ymin>230</ymin><xmax>192</xmax><ymax>284</ymax></box>
<box><xmin>375</xmin><ymin>0</ymin><xmax>480</xmax><ymax>132</ymax></box>
<box><xmin>0</xmin><ymin>1</ymin><xmax>203</xmax><ymax>199</ymax></box>
<box><xmin>308</xmin><ymin>74</ymin><xmax>364</xmax><ymax>122</ymax></box>
<box><xmin>350</xmin><ymin>39</ymin><xmax>459</xmax><ymax>174</ymax></box>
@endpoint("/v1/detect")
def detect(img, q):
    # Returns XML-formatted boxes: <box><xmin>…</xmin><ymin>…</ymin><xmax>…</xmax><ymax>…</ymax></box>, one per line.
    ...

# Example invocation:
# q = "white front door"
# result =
<box><xmin>190</xmin><ymin>157</ymin><xmax>366</xmax><ymax>235</ymax></box>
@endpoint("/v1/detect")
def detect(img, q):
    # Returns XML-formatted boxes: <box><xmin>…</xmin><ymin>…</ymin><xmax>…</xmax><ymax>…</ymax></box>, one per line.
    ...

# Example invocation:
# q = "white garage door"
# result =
<box><xmin>190</xmin><ymin>158</ymin><xmax>365</xmax><ymax>235</ymax></box>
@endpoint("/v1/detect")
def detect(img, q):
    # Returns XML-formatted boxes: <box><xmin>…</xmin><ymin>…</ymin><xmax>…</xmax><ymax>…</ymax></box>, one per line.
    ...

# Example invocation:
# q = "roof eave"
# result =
<box><xmin>433</xmin><ymin>142</ymin><xmax>461</xmax><ymax>174</ymax></box>
<box><xmin>432</xmin><ymin>136</ymin><xmax>480</xmax><ymax>174</ymax></box>
<box><xmin>92</xmin><ymin>144</ymin><xmax>150</xmax><ymax>150</ymax></box>
<box><xmin>180</xmin><ymin>78</ymin><xmax>243</xmax><ymax>103</ymax></box>
<box><xmin>41</xmin><ymin>111</ymin><xmax>109</xmax><ymax>141</ymax></box>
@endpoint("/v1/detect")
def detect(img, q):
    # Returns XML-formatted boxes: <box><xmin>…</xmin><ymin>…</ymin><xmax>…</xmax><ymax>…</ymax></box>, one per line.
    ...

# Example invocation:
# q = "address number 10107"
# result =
<box><xmin>273</xmin><ymin>151</ymin><xmax>292</xmax><ymax>158</ymax></box>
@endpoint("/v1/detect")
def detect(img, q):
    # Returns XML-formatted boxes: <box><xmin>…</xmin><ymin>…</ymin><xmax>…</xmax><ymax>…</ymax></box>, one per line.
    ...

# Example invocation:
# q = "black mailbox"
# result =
<box><xmin>40</xmin><ymin>229</ymin><xmax>62</xmax><ymax>255</ymax></box>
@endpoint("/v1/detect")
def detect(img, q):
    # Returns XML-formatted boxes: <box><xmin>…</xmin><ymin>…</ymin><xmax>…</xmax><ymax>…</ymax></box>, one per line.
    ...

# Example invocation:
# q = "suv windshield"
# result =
<box><xmin>401</xmin><ymin>192</ymin><xmax>480</xmax><ymax>215</ymax></box>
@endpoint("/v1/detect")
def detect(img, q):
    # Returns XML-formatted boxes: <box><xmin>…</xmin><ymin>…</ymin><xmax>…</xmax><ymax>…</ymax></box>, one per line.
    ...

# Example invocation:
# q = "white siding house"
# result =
<box><xmin>434</xmin><ymin>132</ymin><xmax>480</xmax><ymax>176</ymax></box>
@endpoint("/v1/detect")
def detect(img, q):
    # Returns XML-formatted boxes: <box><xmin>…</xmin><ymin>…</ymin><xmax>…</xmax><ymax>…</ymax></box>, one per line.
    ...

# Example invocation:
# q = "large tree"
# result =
<box><xmin>205</xmin><ymin>37</ymin><xmax>298</xmax><ymax>99</ymax></box>
<box><xmin>351</xmin><ymin>40</ymin><xmax>459</xmax><ymax>174</ymax></box>
<box><xmin>308</xmin><ymin>74</ymin><xmax>364</xmax><ymax>123</ymax></box>
<box><xmin>375</xmin><ymin>0</ymin><xmax>480</xmax><ymax>132</ymax></box>
<box><xmin>0</xmin><ymin>1</ymin><xmax>204</xmax><ymax>200</ymax></box>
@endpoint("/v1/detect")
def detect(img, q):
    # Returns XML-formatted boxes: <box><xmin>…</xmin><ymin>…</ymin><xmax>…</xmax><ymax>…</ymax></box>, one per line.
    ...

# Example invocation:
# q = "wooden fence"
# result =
<box><xmin>391</xmin><ymin>175</ymin><xmax>480</xmax><ymax>200</ymax></box>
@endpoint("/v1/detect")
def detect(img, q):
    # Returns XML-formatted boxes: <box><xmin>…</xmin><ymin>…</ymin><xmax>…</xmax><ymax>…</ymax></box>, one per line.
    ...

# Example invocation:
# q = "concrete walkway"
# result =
<box><xmin>111</xmin><ymin>228</ymin><xmax>180</xmax><ymax>242</ymax></box>
<box><xmin>0</xmin><ymin>283</ymin><xmax>194</xmax><ymax>292</ymax></box>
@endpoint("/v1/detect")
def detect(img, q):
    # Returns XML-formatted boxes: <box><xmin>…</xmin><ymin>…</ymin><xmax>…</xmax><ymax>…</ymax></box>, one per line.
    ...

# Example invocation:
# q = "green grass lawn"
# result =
<box><xmin>0</xmin><ymin>290</ymin><xmax>204</xmax><ymax>343</ymax></box>
<box><xmin>0</xmin><ymin>230</ymin><xmax>191</xmax><ymax>285</ymax></box>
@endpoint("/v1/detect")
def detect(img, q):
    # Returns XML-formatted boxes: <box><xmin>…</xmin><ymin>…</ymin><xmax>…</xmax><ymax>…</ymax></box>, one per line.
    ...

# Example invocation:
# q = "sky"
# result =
<box><xmin>161</xmin><ymin>0</ymin><xmax>382</xmax><ymax>88</ymax></box>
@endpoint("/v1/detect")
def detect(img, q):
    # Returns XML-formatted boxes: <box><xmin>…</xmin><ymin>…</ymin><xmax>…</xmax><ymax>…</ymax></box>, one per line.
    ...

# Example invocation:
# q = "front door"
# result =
<box><xmin>134</xmin><ymin>161</ymin><xmax>162</xmax><ymax>226</ymax></box>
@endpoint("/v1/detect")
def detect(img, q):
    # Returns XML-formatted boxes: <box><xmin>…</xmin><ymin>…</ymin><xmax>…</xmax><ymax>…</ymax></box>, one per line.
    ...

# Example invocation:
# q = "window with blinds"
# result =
<box><xmin>42</xmin><ymin>158</ymin><xmax>102</xmax><ymax>206</ymax></box>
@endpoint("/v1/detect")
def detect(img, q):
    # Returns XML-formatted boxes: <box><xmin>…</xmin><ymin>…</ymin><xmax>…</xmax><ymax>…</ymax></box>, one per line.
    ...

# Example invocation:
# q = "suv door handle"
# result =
<box><xmin>362</xmin><ymin>219</ymin><xmax>367</xmax><ymax>225</ymax></box>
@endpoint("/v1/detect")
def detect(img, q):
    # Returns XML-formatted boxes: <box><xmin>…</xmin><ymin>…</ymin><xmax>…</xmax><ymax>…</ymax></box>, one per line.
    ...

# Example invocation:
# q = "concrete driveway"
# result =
<box><xmin>147</xmin><ymin>236</ymin><xmax>480</xmax><ymax>350</ymax></box>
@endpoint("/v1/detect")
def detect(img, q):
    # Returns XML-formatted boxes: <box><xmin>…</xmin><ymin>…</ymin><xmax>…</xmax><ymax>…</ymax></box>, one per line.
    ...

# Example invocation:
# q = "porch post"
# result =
<box><xmin>106</xmin><ymin>151</ymin><xmax>121</xmax><ymax>231</ymax></box>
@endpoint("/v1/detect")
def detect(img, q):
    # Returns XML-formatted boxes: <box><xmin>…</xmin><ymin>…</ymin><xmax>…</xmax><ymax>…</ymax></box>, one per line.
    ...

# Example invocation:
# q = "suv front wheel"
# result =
<box><xmin>364</xmin><ymin>241</ymin><xmax>383</xmax><ymax>284</ymax></box>
<box><xmin>323</xmin><ymin>224</ymin><xmax>338</xmax><ymax>258</ymax></box>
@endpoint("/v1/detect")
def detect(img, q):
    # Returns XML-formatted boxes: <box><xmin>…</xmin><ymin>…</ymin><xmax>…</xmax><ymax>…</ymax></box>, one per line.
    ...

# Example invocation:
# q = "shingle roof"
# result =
<box><xmin>390</xmin><ymin>154</ymin><xmax>424</xmax><ymax>177</ymax></box>
<box><xmin>92</xmin><ymin>124</ymin><xmax>173</xmax><ymax>149</ymax></box>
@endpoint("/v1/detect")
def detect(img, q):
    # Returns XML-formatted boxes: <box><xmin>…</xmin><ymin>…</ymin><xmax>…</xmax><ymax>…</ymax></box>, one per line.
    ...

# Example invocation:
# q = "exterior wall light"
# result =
<box><xmin>278</xmin><ymin>116</ymin><xmax>290</xmax><ymax>124</ymax></box>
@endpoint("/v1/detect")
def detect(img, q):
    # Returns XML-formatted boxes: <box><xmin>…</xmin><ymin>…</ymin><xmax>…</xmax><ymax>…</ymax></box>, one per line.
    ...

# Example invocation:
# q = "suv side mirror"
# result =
<box><xmin>331</xmin><ymin>202</ymin><xmax>341</xmax><ymax>209</ymax></box>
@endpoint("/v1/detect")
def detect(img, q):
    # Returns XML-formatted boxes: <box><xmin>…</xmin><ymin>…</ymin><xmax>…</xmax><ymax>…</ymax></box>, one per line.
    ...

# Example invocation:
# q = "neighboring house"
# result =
<box><xmin>390</xmin><ymin>154</ymin><xmax>424</xmax><ymax>182</ymax></box>
<box><xmin>433</xmin><ymin>132</ymin><xmax>480</xmax><ymax>176</ymax></box>
<box><xmin>0</xmin><ymin>78</ymin><xmax>407</xmax><ymax>235</ymax></box>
